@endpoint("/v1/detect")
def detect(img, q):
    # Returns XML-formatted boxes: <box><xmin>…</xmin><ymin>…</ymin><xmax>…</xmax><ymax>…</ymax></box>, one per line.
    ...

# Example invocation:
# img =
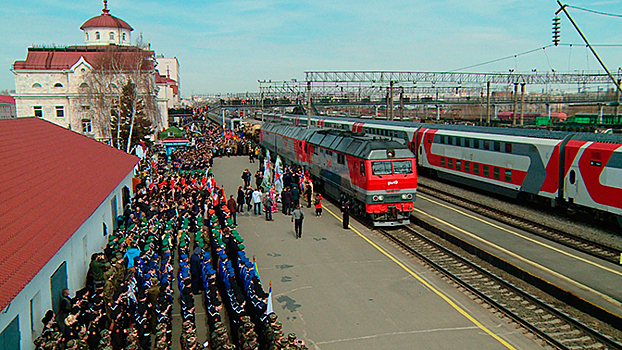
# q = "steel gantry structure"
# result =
<box><xmin>256</xmin><ymin>70</ymin><xmax>620</xmax><ymax>125</ymax></box>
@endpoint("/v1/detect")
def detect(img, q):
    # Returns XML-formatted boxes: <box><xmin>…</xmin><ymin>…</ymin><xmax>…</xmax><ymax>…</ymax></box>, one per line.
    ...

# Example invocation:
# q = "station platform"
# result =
<box><xmin>414</xmin><ymin>193</ymin><xmax>622</xmax><ymax>320</ymax></box>
<box><xmin>209</xmin><ymin>156</ymin><xmax>542</xmax><ymax>350</ymax></box>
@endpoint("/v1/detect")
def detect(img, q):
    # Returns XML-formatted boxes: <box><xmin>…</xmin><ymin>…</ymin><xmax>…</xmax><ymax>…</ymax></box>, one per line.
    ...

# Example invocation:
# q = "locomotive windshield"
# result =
<box><xmin>372</xmin><ymin>161</ymin><xmax>392</xmax><ymax>175</ymax></box>
<box><xmin>372</xmin><ymin>160</ymin><xmax>413</xmax><ymax>175</ymax></box>
<box><xmin>393</xmin><ymin>160</ymin><xmax>413</xmax><ymax>174</ymax></box>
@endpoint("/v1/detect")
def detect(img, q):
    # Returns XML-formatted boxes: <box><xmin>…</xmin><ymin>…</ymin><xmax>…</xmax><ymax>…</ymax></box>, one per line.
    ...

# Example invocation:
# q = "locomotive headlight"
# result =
<box><xmin>373</xmin><ymin>195</ymin><xmax>378</xmax><ymax>201</ymax></box>
<box><xmin>402</xmin><ymin>193</ymin><xmax>413</xmax><ymax>200</ymax></box>
<box><xmin>373</xmin><ymin>195</ymin><xmax>384</xmax><ymax>202</ymax></box>
<box><xmin>378</xmin><ymin>195</ymin><xmax>384</xmax><ymax>201</ymax></box>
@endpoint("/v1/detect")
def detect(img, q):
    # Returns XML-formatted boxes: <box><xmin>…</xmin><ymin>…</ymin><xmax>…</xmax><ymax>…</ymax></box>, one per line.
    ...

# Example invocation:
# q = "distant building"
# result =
<box><xmin>11</xmin><ymin>1</ymin><xmax>174</xmax><ymax>143</ymax></box>
<box><xmin>0</xmin><ymin>118</ymin><xmax>138</xmax><ymax>350</ymax></box>
<box><xmin>0</xmin><ymin>95</ymin><xmax>16</xmax><ymax>119</ymax></box>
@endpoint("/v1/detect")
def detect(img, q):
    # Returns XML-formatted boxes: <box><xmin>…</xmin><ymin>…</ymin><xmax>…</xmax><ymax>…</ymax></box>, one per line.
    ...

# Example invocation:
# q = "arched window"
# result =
<box><xmin>122</xmin><ymin>33</ymin><xmax>127</xmax><ymax>41</ymax></box>
<box><xmin>53</xmin><ymin>82</ymin><xmax>63</xmax><ymax>88</ymax></box>
<box><xmin>86</xmin><ymin>32</ymin><xmax>89</xmax><ymax>41</ymax></box>
<box><xmin>32</xmin><ymin>83</ymin><xmax>42</xmax><ymax>88</ymax></box>
<box><xmin>79</xmin><ymin>82</ymin><xmax>89</xmax><ymax>89</ymax></box>
<box><xmin>95</xmin><ymin>31</ymin><xmax>100</xmax><ymax>40</ymax></box>
<box><xmin>109</xmin><ymin>32</ymin><xmax>115</xmax><ymax>40</ymax></box>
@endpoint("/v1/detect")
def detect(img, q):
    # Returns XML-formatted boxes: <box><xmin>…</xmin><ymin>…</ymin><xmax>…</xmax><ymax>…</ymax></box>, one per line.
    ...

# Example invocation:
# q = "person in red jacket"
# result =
<box><xmin>314</xmin><ymin>194</ymin><xmax>323</xmax><ymax>217</ymax></box>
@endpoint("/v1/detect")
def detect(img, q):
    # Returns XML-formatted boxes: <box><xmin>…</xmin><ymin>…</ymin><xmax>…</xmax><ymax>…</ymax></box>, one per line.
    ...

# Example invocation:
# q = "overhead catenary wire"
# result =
<box><xmin>565</xmin><ymin>4</ymin><xmax>622</xmax><ymax>18</ymax></box>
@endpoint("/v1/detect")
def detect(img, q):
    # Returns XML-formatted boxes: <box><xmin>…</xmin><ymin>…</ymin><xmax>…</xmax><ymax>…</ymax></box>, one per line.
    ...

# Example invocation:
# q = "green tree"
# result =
<box><xmin>111</xmin><ymin>79</ymin><xmax>154</xmax><ymax>151</ymax></box>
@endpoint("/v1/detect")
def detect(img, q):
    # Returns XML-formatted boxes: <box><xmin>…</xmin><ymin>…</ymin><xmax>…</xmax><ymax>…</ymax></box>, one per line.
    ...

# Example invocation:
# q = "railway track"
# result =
<box><xmin>377</xmin><ymin>225</ymin><xmax>622</xmax><ymax>350</ymax></box>
<box><xmin>417</xmin><ymin>183</ymin><xmax>622</xmax><ymax>264</ymax></box>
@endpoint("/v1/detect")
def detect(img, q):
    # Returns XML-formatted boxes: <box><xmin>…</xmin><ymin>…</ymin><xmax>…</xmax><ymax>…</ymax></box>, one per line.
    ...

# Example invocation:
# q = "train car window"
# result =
<box><xmin>505</xmin><ymin>169</ymin><xmax>512</xmax><ymax>182</ymax></box>
<box><xmin>456</xmin><ymin>160</ymin><xmax>461</xmax><ymax>171</ymax></box>
<box><xmin>393</xmin><ymin>160</ymin><xmax>412</xmax><ymax>174</ymax></box>
<box><xmin>448</xmin><ymin>158</ymin><xmax>453</xmax><ymax>169</ymax></box>
<box><xmin>419</xmin><ymin>145</ymin><xmax>423</xmax><ymax>155</ymax></box>
<box><xmin>360</xmin><ymin>161</ymin><xmax>366</xmax><ymax>176</ymax></box>
<box><xmin>440</xmin><ymin>135</ymin><xmax>446</xmax><ymax>144</ymax></box>
<box><xmin>483</xmin><ymin>165</ymin><xmax>490</xmax><ymax>177</ymax></box>
<box><xmin>473</xmin><ymin>163</ymin><xmax>480</xmax><ymax>175</ymax></box>
<box><xmin>464</xmin><ymin>161</ymin><xmax>470</xmax><ymax>173</ymax></box>
<box><xmin>484</xmin><ymin>140</ymin><xmax>490</xmax><ymax>150</ymax></box>
<box><xmin>493</xmin><ymin>167</ymin><xmax>500</xmax><ymax>179</ymax></box>
<box><xmin>338</xmin><ymin>154</ymin><xmax>345</xmax><ymax>164</ymax></box>
<box><xmin>372</xmin><ymin>161</ymin><xmax>392</xmax><ymax>175</ymax></box>
<box><xmin>441</xmin><ymin>157</ymin><xmax>445</xmax><ymax>167</ymax></box>
<box><xmin>450</xmin><ymin>136</ymin><xmax>455</xmax><ymax>145</ymax></box>
<box><xmin>474</xmin><ymin>139</ymin><xmax>480</xmax><ymax>149</ymax></box>
<box><xmin>569</xmin><ymin>170</ymin><xmax>576</xmax><ymax>184</ymax></box>
<box><xmin>457</xmin><ymin>138</ymin><xmax>462</xmax><ymax>147</ymax></box>
<box><xmin>505</xmin><ymin>143</ymin><xmax>513</xmax><ymax>153</ymax></box>
<box><xmin>494</xmin><ymin>142</ymin><xmax>501</xmax><ymax>152</ymax></box>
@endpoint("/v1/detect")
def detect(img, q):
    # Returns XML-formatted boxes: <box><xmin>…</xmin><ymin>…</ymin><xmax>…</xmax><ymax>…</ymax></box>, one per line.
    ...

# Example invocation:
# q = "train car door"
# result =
<box><xmin>565</xmin><ymin>165</ymin><xmax>579</xmax><ymax>203</ymax></box>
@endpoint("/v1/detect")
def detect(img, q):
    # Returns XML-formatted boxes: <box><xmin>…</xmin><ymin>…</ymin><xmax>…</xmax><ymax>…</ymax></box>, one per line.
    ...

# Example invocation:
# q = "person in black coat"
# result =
<box><xmin>190</xmin><ymin>247</ymin><xmax>203</xmax><ymax>295</ymax></box>
<box><xmin>281</xmin><ymin>187</ymin><xmax>293</xmax><ymax>215</ymax></box>
<box><xmin>237</xmin><ymin>186</ymin><xmax>246</xmax><ymax>213</ymax></box>
<box><xmin>341</xmin><ymin>199</ymin><xmax>350</xmax><ymax>229</ymax></box>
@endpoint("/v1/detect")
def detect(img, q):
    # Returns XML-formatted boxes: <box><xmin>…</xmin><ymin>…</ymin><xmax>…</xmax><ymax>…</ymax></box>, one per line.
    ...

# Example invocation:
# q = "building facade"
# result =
<box><xmin>11</xmin><ymin>2</ymin><xmax>172</xmax><ymax>144</ymax></box>
<box><xmin>0</xmin><ymin>118</ymin><xmax>138</xmax><ymax>350</ymax></box>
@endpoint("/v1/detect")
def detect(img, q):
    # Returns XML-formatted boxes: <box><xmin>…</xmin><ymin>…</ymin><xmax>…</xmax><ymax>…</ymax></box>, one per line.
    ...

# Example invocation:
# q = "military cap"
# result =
<box><xmin>243</xmin><ymin>322</ymin><xmax>253</xmax><ymax>331</ymax></box>
<box><xmin>268</xmin><ymin>313</ymin><xmax>278</xmax><ymax>322</ymax></box>
<box><xmin>272</xmin><ymin>322</ymin><xmax>282</xmax><ymax>330</ymax></box>
<box><xmin>66</xmin><ymin>339</ymin><xmax>76</xmax><ymax>347</ymax></box>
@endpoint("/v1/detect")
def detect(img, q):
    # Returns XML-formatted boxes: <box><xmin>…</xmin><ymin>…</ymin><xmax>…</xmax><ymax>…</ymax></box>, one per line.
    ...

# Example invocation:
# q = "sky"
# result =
<box><xmin>2</xmin><ymin>0</ymin><xmax>622</xmax><ymax>96</ymax></box>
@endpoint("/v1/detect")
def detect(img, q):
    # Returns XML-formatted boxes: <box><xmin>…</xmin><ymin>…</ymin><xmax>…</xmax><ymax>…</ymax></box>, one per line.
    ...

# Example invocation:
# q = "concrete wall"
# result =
<box><xmin>0</xmin><ymin>170</ymin><xmax>135</xmax><ymax>349</ymax></box>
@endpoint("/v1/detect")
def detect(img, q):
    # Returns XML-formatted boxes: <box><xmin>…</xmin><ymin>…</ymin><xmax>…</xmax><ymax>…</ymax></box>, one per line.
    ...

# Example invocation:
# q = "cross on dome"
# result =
<box><xmin>103</xmin><ymin>0</ymin><xmax>109</xmax><ymax>14</ymax></box>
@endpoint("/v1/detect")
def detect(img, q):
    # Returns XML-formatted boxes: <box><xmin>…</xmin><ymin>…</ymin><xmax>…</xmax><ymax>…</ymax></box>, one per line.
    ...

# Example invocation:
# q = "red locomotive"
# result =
<box><xmin>260</xmin><ymin>122</ymin><xmax>417</xmax><ymax>226</ymax></box>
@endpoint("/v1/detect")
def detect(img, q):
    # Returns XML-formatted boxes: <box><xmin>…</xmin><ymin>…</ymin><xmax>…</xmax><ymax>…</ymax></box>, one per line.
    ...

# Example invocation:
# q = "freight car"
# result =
<box><xmin>260</xmin><ymin>123</ymin><xmax>417</xmax><ymax>226</ymax></box>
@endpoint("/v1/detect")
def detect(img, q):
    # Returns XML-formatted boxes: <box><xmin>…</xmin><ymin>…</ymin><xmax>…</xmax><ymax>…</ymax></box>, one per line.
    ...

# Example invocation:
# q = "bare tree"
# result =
<box><xmin>79</xmin><ymin>36</ymin><xmax>160</xmax><ymax>150</ymax></box>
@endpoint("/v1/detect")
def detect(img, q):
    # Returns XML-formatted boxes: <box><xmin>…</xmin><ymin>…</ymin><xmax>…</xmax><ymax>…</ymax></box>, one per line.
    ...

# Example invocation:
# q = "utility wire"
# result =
<box><xmin>452</xmin><ymin>45</ymin><xmax>553</xmax><ymax>71</ymax></box>
<box><xmin>566</xmin><ymin>4</ymin><xmax>622</xmax><ymax>18</ymax></box>
<box><xmin>451</xmin><ymin>43</ymin><xmax>622</xmax><ymax>72</ymax></box>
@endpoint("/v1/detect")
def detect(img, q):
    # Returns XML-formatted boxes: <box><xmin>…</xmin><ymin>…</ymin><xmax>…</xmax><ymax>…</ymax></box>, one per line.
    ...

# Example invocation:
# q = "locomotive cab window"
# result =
<box><xmin>372</xmin><ymin>161</ymin><xmax>392</xmax><ymax>175</ymax></box>
<box><xmin>337</xmin><ymin>154</ymin><xmax>345</xmax><ymax>164</ymax></box>
<box><xmin>360</xmin><ymin>162</ymin><xmax>366</xmax><ymax>176</ymax></box>
<box><xmin>393</xmin><ymin>160</ymin><xmax>412</xmax><ymax>174</ymax></box>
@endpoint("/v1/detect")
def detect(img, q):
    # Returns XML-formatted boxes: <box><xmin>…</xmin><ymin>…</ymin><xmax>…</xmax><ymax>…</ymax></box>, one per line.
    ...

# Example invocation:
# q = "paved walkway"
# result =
<box><xmin>182</xmin><ymin>155</ymin><xmax>544</xmax><ymax>350</ymax></box>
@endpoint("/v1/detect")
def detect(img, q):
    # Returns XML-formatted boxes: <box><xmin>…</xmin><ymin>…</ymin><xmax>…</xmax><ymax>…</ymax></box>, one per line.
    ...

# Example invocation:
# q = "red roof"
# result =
<box><xmin>0</xmin><ymin>95</ymin><xmax>15</xmax><ymax>105</ymax></box>
<box><xmin>80</xmin><ymin>8</ymin><xmax>133</xmax><ymax>31</ymax></box>
<box><xmin>0</xmin><ymin>118</ymin><xmax>138</xmax><ymax>310</ymax></box>
<box><xmin>13</xmin><ymin>47</ymin><xmax>154</xmax><ymax>71</ymax></box>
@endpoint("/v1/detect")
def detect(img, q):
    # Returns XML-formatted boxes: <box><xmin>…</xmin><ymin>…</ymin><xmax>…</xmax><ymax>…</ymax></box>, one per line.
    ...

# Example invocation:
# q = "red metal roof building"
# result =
<box><xmin>0</xmin><ymin>118</ymin><xmax>138</xmax><ymax>347</ymax></box>
<box><xmin>0</xmin><ymin>95</ymin><xmax>16</xmax><ymax>120</ymax></box>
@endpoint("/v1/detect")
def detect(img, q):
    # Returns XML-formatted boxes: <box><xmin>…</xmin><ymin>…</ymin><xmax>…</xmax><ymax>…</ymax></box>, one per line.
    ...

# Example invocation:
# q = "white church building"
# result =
<box><xmin>11</xmin><ymin>1</ymin><xmax>178</xmax><ymax>144</ymax></box>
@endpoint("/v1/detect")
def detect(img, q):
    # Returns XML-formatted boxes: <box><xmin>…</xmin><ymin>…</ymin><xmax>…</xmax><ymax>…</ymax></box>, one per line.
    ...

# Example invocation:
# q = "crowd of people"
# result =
<box><xmin>33</xmin><ymin>120</ymin><xmax>308</xmax><ymax>350</ymax></box>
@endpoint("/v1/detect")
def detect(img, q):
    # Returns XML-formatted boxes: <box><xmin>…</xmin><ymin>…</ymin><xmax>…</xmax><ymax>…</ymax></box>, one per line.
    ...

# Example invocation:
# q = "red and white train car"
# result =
<box><xmin>269</xmin><ymin>113</ymin><xmax>622</xmax><ymax>223</ymax></box>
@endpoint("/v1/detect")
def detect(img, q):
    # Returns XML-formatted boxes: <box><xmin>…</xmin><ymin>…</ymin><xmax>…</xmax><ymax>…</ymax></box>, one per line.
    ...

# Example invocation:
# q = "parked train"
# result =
<box><xmin>260</xmin><ymin>123</ymin><xmax>418</xmax><ymax>226</ymax></box>
<box><xmin>263</xmin><ymin>113</ymin><xmax>622</xmax><ymax>225</ymax></box>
